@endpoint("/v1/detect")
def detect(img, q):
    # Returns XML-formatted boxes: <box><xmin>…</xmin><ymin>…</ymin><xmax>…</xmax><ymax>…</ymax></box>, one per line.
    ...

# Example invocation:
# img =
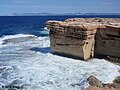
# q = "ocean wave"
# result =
<box><xmin>0</xmin><ymin>34</ymin><xmax>119</xmax><ymax>90</ymax></box>
<box><xmin>36</xmin><ymin>27</ymin><xmax>49</xmax><ymax>36</ymax></box>
<box><xmin>0</xmin><ymin>34</ymin><xmax>36</xmax><ymax>45</ymax></box>
<box><xmin>44</xmin><ymin>27</ymin><xmax>49</xmax><ymax>31</ymax></box>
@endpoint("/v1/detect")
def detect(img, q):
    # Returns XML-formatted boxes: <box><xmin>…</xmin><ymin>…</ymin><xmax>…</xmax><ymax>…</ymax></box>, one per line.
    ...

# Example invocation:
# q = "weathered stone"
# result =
<box><xmin>88</xmin><ymin>75</ymin><xmax>103</xmax><ymax>88</ymax></box>
<box><xmin>95</xmin><ymin>26</ymin><xmax>120</xmax><ymax>58</ymax></box>
<box><xmin>86</xmin><ymin>75</ymin><xmax>120</xmax><ymax>90</ymax></box>
<box><xmin>118</xmin><ymin>70</ymin><xmax>120</xmax><ymax>73</ymax></box>
<box><xmin>106</xmin><ymin>56</ymin><xmax>120</xmax><ymax>65</ymax></box>
<box><xmin>113</xmin><ymin>76</ymin><xmax>120</xmax><ymax>84</ymax></box>
<box><xmin>46</xmin><ymin>18</ymin><xmax>120</xmax><ymax>60</ymax></box>
<box><xmin>85</xmin><ymin>86</ymin><xmax>102</xmax><ymax>90</ymax></box>
<box><xmin>85</xmin><ymin>86</ymin><xmax>117</xmax><ymax>90</ymax></box>
<box><xmin>112</xmin><ymin>83</ymin><xmax>120</xmax><ymax>90</ymax></box>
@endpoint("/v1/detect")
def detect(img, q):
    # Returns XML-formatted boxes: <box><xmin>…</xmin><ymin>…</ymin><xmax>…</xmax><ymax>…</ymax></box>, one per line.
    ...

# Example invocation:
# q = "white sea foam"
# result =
<box><xmin>2</xmin><ymin>34</ymin><xmax>35</xmax><ymax>40</ymax></box>
<box><xmin>0</xmin><ymin>34</ymin><xmax>35</xmax><ymax>45</ymax></box>
<box><xmin>0</xmin><ymin>34</ymin><xmax>119</xmax><ymax>90</ymax></box>
<box><xmin>37</xmin><ymin>27</ymin><xmax>49</xmax><ymax>35</ymax></box>
<box><xmin>44</xmin><ymin>27</ymin><xmax>49</xmax><ymax>31</ymax></box>
<box><xmin>0</xmin><ymin>40</ymin><xmax>3</xmax><ymax>45</ymax></box>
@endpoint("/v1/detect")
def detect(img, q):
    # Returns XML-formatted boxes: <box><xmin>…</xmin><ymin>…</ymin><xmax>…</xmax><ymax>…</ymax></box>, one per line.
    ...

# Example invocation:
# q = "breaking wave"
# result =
<box><xmin>0</xmin><ymin>34</ymin><xmax>119</xmax><ymax>90</ymax></box>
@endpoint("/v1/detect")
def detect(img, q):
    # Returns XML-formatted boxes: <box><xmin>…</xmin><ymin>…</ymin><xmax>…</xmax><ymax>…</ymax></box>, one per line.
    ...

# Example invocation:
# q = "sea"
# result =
<box><xmin>0</xmin><ymin>15</ymin><xmax>120</xmax><ymax>37</ymax></box>
<box><xmin>0</xmin><ymin>15</ymin><xmax>120</xmax><ymax>90</ymax></box>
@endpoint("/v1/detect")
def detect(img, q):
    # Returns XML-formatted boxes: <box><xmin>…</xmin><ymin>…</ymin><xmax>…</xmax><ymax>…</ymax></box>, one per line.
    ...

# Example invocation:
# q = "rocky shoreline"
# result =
<box><xmin>46</xmin><ymin>18</ymin><xmax>120</xmax><ymax>61</ymax></box>
<box><xmin>86</xmin><ymin>75</ymin><xmax>120</xmax><ymax>90</ymax></box>
<box><xmin>46</xmin><ymin>18</ymin><xmax>120</xmax><ymax>90</ymax></box>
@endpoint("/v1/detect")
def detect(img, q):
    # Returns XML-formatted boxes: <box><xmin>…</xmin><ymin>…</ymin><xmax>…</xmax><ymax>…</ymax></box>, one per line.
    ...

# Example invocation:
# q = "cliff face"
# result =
<box><xmin>95</xmin><ymin>26</ymin><xmax>120</xmax><ymax>58</ymax></box>
<box><xmin>46</xmin><ymin>18</ymin><xmax>120</xmax><ymax>60</ymax></box>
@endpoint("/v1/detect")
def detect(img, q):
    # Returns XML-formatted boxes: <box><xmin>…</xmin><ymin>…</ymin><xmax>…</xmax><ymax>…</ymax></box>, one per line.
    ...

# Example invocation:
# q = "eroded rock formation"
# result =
<box><xmin>46</xmin><ymin>18</ymin><xmax>120</xmax><ymax>60</ymax></box>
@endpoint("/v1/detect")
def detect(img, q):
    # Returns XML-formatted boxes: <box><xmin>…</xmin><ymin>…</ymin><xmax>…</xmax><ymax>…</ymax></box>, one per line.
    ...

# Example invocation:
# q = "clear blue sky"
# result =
<box><xmin>0</xmin><ymin>0</ymin><xmax>120</xmax><ymax>15</ymax></box>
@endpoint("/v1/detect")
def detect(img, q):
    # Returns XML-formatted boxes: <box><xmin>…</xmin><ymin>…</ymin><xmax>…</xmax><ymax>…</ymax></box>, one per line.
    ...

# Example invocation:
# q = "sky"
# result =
<box><xmin>0</xmin><ymin>0</ymin><xmax>120</xmax><ymax>15</ymax></box>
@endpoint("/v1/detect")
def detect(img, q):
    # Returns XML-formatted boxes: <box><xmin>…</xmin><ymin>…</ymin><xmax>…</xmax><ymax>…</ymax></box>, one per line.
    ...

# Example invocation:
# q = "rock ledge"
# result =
<box><xmin>46</xmin><ymin>18</ymin><xmax>120</xmax><ymax>60</ymax></box>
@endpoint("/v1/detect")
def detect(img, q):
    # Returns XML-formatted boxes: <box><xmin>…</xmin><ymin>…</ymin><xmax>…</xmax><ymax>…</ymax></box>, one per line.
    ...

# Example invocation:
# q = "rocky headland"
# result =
<box><xmin>46</xmin><ymin>18</ymin><xmax>120</xmax><ymax>61</ymax></box>
<box><xmin>46</xmin><ymin>18</ymin><xmax>120</xmax><ymax>90</ymax></box>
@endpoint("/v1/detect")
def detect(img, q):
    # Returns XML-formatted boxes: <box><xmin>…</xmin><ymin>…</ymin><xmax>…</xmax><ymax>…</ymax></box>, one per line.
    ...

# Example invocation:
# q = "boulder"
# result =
<box><xmin>87</xmin><ymin>75</ymin><xmax>103</xmax><ymax>88</ymax></box>
<box><xmin>85</xmin><ymin>86</ymin><xmax>117</xmax><ymax>90</ymax></box>
<box><xmin>112</xmin><ymin>76</ymin><xmax>120</xmax><ymax>89</ymax></box>
<box><xmin>113</xmin><ymin>76</ymin><xmax>120</xmax><ymax>84</ymax></box>
<box><xmin>86</xmin><ymin>75</ymin><xmax>120</xmax><ymax>90</ymax></box>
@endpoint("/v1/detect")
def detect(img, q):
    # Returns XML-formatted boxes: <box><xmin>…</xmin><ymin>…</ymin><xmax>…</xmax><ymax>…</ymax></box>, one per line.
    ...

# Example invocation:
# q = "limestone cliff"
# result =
<box><xmin>95</xmin><ymin>25</ymin><xmax>120</xmax><ymax>58</ymax></box>
<box><xmin>46</xmin><ymin>18</ymin><xmax>120</xmax><ymax>60</ymax></box>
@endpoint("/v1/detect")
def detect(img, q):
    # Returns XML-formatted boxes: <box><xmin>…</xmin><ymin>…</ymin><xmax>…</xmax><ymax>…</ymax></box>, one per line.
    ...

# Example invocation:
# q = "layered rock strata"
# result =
<box><xmin>46</xmin><ymin>18</ymin><xmax>120</xmax><ymax>60</ymax></box>
<box><xmin>95</xmin><ymin>25</ymin><xmax>120</xmax><ymax>58</ymax></box>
